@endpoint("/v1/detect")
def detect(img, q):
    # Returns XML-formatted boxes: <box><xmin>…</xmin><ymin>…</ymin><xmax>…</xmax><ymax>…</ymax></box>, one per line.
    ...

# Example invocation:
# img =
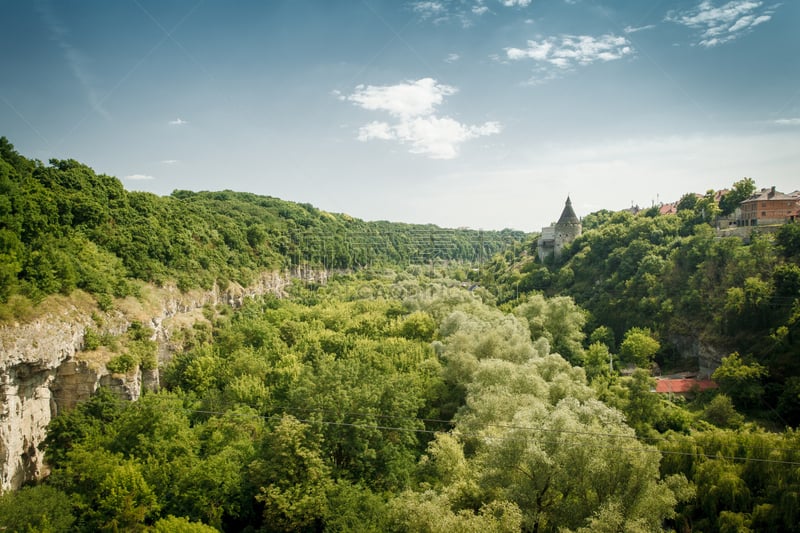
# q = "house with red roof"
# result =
<box><xmin>655</xmin><ymin>378</ymin><xmax>718</xmax><ymax>399</ymax></box>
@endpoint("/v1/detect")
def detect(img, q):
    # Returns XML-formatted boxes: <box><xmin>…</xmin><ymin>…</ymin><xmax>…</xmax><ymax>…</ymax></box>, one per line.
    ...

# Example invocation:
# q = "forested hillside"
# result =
<box><xmin>476</xmin><ymin>187</ymin><xmax>800</xmax><ymax>426</ymax></box>
<box><xmin>2</xmin><ymin>140</ymin><xmax>800</xmax><ymax>532</ymax></box>
<box><xmin>0</xmin><ymin>137</ymin><xmax>521</xmax><ymax>320</ymax></box>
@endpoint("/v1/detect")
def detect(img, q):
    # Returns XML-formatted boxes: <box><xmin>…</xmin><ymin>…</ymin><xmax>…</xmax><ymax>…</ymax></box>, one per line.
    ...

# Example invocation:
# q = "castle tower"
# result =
<box><xmin>538</xmin><ymin>196</ymin><xmax>582</xmax><ymax>261</ymax></box>
<box><xmin>554</xmin><ymin>196</ymin><xmax>581</xmax><ymax>258</ymax></box>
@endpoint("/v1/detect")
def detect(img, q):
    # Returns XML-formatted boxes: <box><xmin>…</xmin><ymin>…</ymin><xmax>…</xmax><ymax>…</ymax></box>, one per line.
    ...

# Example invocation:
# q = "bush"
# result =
<box><xmin>107</xmin><ymin>353</ymin><xmax>137</xmax><ymax>374</ymax></box>
<box><xmin>83</xmin><ymin>327</ymin><xmax>101</xmax><ymax>351</ymax></box>
<box><xmin>702</xmin><ymin>394</ymin><xmax>744</xmax><ymax>429</ymax></box>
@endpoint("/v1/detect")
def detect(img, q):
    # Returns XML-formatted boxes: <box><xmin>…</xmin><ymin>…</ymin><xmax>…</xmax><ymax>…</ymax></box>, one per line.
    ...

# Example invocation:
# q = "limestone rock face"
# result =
<box><xmin>0</xmin><ymin>313</ymin><xmax>88</xmax><ymax>491</ymax></box>
<box><xmin>0</xmin><ymin>269</ymin><xmax>324</xmax><ymax>492</ymax></box>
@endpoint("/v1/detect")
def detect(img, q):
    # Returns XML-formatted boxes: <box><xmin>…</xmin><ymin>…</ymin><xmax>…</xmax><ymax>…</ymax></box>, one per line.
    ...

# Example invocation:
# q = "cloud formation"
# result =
<box><xmin>624</xmin><ymin>24</ymin><xmax>656</xmax><ymax>34</ymax></box>
<box><xmin>347</xmin><ymin>78</ymin><xmax>456</xmax><ymax>117</ymax></box>
<box><xmin>411</xmin><ymin>0</ymin><xmax>534</xmax><ymax>25</ymax></box>
<box><xmin>169</xmin><ymin>118</ymin><xmax>188</xmax><ymax>125</ymax></box>
<box><xmin>412</xmin><ymin>1</ymin><xmax>446</xmax><ymax>20</ymax></box>
<box><xmin>666</xmin><ymin>0</ymin><xmax>775</xmax><ymax>47</ymax></box>
<box><xmin>125</xmin><ymin>174</ymin><xmax>156</xmax><ymax>180</ymax></box>
<box><xmin>774</xmin><ymin>118</ymin><xmax>800</xmax><ymax>126</ymax></box>
<box><xmin>346</xmin><ymin>78</ymin><xmax>500</xmax><ymax>159</ymax></box>
<box><xmin>506</xmin><ymin>34</ymin><xmax>633</xmax><ymax>69</ymax></box>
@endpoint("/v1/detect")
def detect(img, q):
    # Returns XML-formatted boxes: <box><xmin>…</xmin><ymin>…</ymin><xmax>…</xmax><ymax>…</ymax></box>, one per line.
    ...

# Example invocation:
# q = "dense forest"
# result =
<box><xmin>2</xmin><ymin>139</ymin><xmax>800</xmax><ymax>532</ymax></box>
<box><xmin>0</xmin><ymin>137</ymin><xmax>521</xmax><ymax>318</ymax></box>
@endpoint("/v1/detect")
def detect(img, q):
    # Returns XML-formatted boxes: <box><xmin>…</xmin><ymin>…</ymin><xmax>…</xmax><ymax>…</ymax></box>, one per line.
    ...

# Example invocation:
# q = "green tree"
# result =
<box><xmin>618</xmin><ymin>327</ymin><xmax>660</xmax><ymax>368</ymax></box>
<box><xmin>720</xmin><ymin>177</ymin><xmax>756</xmax><ymax>216</ymax></box>
<box><xmin>583</xmin><ymin>341</ymin><xmax>613</xmax><ymax>380</ymax></box>
<box><xmin>712</xmin><ymin>352</ymin><xmax>768</xmax><ymax>408</ymax></box>
<box><xmin>150</xmin><ymin>516</ymin><xmax>220</xmax><ymax>532</ymax></box>
<box><xmin>514</xmin><ymin>294</ymin><xmax>586</xmax><ymax>364</ymax></box>
<box><xmin>251</xmin><ymin>415</ymin><xmax>332</xmax><ymax>531</ymax></box>
<box><xmin>0</xmin><ymin>484</ymin><xmax>76</xmax><ymax>533</ymax></box>
<box><xmin>702</xmin><ymin>394</ymin><xmax>744</xmax><ymax>428</ymax></box>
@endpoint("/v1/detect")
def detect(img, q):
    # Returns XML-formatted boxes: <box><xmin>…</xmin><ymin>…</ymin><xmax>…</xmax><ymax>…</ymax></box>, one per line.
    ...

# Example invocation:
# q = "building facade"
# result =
<box><xmin>740</xmin><ymin>187</ymin><xmax>800</xmax><ymax>227</ymax></box>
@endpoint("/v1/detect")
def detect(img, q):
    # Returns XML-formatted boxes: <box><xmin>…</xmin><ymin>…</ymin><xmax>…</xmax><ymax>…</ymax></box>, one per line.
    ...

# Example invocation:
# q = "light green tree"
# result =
<box><xmin>712</xmin><ymin>352</ymin><xmax>768</xmax><ymax>408</ymax></box>
<box><xmin>619</xmin><ymin>327</ymin><xmax>660</xmax><ymax>368</ymax></box>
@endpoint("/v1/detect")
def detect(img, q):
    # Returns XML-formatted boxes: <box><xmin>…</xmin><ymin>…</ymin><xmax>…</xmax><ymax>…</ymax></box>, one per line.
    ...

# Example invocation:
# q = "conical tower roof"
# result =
<box><xmin>556</xmin><ymin>196</ymin><xmax>580</xmax><ymax>225</ymax></box>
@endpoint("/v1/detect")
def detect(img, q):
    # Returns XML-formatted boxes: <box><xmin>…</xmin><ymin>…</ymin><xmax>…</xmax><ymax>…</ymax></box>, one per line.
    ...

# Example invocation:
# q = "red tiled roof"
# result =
<box><xmin>659</xmin><ymin>204</ymin><xmax>677</xmax><ymax>215</ymax></box>
<box><xmin>655</xmin><ymin>378</ymin><xmax>718</xmax><ymax>394</ymax></box>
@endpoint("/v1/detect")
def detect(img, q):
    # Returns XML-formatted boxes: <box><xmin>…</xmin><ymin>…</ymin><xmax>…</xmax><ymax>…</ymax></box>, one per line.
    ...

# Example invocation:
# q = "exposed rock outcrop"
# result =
<box><xmin>0</xmin><ymin>269</ymin><xmax>326</xmax><ymax>492</ymax></box>
<box><xmin>667</xmin><ymin>334</ymin><xmax>729</xmax><ymax>378</ymax></box>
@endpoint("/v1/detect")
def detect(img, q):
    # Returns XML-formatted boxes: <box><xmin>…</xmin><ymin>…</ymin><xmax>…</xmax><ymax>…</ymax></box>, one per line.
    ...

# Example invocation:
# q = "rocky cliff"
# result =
<box><xmin>0</xmin><ymin>269</ymin><xmax>325</xmax><ymax>493</ymax></box>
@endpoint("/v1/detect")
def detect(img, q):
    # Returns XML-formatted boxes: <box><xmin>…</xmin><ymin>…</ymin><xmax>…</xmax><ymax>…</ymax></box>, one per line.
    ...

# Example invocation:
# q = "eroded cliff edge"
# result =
<box><xmin>0</xmin><ymin>269</ymin><xmax>324</xmax><ymax>492</ymax></box>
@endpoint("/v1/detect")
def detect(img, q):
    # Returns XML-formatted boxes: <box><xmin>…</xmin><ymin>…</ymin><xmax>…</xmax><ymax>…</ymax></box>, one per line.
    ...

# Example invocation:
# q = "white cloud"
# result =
<box><xmin>160</xmin><ymin>159</ymin><xmax>179</xmax><ymax>164</ymax></box>
<box><xmin>445</xmin><ymin>52</ymin><xmax>461</xmax><ymax>63</ymax></box>
<box><xmin>775</xmin><ymin>118</ymin><xmax>800</xmax><ymax>126</ymax></box>
<box><xmin>624</xmin><ymin>24</ymin><xmax>656</xmax><ymax>33</ymax></box>
<box><xmin>412</xmin><ymin>1</ymin><xmax>446</xmax><ymax>19</ymax></box>
<box><xmin>411</xmin><ymin>0</ymin><xmax>534</xmax><ymax>26</ymax></box>
<box><xmin>346</xmin><ymin>78</ymin><xmax>501</xmax><ymax>159</ymax></box>
<box><xmin>506</xmin><ymin>34</ymin><xmax>633</xmax><ymax>70</ymax></box>
<box><xmin>125</xmin><ymin>174</ymin><xmax>156</xmax><ymax>180</ymax></box>
<box><xmin>347</xmin><ymin>78</ymin><xmax>457</xmax><ymax>118</ymax></box>
<box><xmin>169</xmin><ymin>117</ymin><xmax>188</xmax><ymax>125</ymax></box>
<box><xmin>665</xmin><ymin>0</ymin><xmax>776</xmax><ymax>47</ymax></box>
<box><xmin>357</xmin><ymin>121</ymin><xmax>395</xmax><ymax>141</ymax></box>
<box><xmin>359</xmin><ymin>116</ymin><xmax>501</xmax><ymax>159</ymax></box>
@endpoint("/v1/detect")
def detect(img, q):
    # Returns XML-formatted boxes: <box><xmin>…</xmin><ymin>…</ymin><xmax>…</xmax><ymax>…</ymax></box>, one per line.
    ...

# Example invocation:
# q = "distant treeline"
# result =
<box><xmin>0</xmin><ymin>137</ymin><xmax>524</xmax><ymax>312</ymax></box>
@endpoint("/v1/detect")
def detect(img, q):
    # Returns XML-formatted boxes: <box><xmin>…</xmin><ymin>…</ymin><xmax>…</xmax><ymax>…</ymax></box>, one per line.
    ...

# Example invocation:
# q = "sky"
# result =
<box><xmin>1</xmin><ymin>0</ymin><xmax>799</xmax><ymax>232</ymax></box>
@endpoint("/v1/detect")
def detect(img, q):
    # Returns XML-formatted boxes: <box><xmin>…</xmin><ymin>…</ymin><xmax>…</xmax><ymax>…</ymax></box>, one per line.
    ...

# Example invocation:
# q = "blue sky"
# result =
<box><xmin>1</xmin><ymin>0</ymin><xmax>798</xmax><ymax>231</ymax></box>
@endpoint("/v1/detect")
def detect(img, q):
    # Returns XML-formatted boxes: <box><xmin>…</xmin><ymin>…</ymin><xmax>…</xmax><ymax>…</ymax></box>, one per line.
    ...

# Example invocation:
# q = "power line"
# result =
<box><xmin>19</xmin><ymin>393</ymin><xmax>800</xmax><ymax>466</ymax></box>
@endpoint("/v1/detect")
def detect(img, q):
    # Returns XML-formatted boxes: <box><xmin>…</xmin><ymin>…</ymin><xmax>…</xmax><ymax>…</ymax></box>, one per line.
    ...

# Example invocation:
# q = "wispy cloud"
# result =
<box><xmin>624</xmin><ymin>24</ymin><xmax>656</xmax><ymax>34</ymax></box>
<box><xmin>345</xmin><ymin>78</ymin><xmax>501</xmax><ymax>159</ymax></box>
<box><xmin>412</xmin><ymin>1</ymin><xmax>447</xmax><ymax>20</ymax></box>
<box><xmin>774</xmin><ymin>118</ymin><xmax>800</xmax><ymax>126</ymax></box>
<box><xmin>169</xmin><ymin>117</ymin><xmax>188</xmax><ymax>126</ymax></box>
<box><xmin>411</xmin><ymin>0</ymin><xmax>533</xmax><ymax>26</ymax></box>
<box><xmin>160</xmin><ymin>159</ymin><xmax>179</xmax><ymax>164</ymax></box>
<box><xmin>505</xmin><ymin>34</ymin><xmax>634</xmax><ymax>70</ymax></box>
<box><xmin>665</xmin><ymin>0</ymin><xmax>776</xmax><ymax>47</ymax></box>
<box><xmin>445</xmin><ymin>52</ymin><xmax>461</xmax><ymax>63</ymax></box>
<box><xmin>125</xmin><ymin>174</ymin><xmax>156</xmax><ymax>181</ymax></box>
<box><xmin>35</xmin><ymin>0</ymin><xmax>108</xmax><ymax>119</ymax></box>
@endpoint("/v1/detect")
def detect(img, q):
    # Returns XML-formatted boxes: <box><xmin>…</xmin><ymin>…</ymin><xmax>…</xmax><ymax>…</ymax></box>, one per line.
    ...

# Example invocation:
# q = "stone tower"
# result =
<box><xmin>537</xmin><ymin>196</ymin><xmax>582</xmax><ymax>260</ymax></box>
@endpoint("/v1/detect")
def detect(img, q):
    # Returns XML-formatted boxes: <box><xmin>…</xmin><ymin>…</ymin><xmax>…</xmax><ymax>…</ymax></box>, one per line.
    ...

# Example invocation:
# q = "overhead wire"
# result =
<box><xmin>12</xmin><ymin>392</ymin><xmax>800</xmax><ymax>466</ymax></box>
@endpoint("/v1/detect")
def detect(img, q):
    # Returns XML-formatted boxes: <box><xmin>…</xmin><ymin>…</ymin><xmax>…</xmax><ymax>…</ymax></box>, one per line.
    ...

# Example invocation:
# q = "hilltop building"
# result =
<box><xmin>538</xmin><ymin>197</ymin><xmax>582</xmax><ymax>261</ymax></box>
<box><xmin>739</xmin><ymin>187</ymin><xmax>800</xmax><ymax>227</ymax></box>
